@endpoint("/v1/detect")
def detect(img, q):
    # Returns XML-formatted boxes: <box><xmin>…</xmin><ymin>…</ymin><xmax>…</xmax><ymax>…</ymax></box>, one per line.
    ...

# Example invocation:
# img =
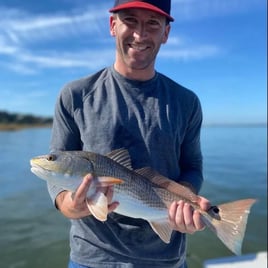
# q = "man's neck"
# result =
<box><xmin>113</xmin><ymin>62</ymin><xmax>155</xmax><ymax>81</ymax></box>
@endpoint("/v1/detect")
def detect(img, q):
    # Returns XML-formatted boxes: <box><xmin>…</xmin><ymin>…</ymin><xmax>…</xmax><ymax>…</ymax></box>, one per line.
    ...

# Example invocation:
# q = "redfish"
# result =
<box><xmin>30</xmin><ymin>149</ymin><xmax>256</xmax><ymax>255</ymax></box>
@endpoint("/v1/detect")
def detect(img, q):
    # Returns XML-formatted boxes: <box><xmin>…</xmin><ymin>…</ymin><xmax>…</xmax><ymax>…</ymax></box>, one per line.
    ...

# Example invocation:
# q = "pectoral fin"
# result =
<box><xmin>85</xmin><ymin>176</ymin><xmax>123</xmax><ymax>222</ymax></box>
<box><xmin>149</xmin><ymin>220</ymin><xmax>173</xmax><ymax>244</ymax></box>
<box><xmin>86</xmin><ymin>191</ymin><xmax>108</xmax><ymax>221</ymax></box>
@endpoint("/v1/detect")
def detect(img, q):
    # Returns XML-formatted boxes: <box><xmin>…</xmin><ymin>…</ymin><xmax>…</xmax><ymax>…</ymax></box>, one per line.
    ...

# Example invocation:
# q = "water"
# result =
<box><xmin>0</xmin><ymin>126</ymin><xmax>267</xmax><ymax>268</ymax></box>
<box><xmin>187</xmin><ymin>126</ymin><xmax>267</xmax><ymax>267</ymax></box>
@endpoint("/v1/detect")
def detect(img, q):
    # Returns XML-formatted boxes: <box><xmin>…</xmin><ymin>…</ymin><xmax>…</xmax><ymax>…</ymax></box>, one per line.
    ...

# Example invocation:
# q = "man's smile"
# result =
<box><xmin>128</xmin><ymin>43</ymin><xmax>149</xmax><ymax>52</ymax></box>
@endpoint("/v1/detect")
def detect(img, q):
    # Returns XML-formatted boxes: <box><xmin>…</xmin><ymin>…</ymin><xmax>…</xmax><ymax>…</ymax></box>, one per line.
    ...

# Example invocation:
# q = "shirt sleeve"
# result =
<box><xmin>49</xmin><ymin>86</ymin><xmax>82</xmax><ymax>152</ymax></box>
<box><xmin>47</xmin><ymin>85</ymin><xmax>82</xmax><ymax>203</ymax></box>
<box><xmin>179</xmin><ymin>96</ymin><xmax>203</xmax><ymax>193</ymax></box>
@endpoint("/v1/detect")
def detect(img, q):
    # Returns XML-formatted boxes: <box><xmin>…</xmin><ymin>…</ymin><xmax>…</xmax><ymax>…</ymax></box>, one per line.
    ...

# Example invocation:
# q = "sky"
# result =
<box><xmin>0</xmin><ymin>0</ymin><xmax>267</xmax><ymax>125</ymax></box>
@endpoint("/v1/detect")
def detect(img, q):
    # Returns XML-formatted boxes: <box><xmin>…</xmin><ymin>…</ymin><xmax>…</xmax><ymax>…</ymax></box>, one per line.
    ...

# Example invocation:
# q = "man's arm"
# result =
<box><xmin>48</xmin><ymin>87</ymin><xmax>118</xmax><ymax>219</ymax></box>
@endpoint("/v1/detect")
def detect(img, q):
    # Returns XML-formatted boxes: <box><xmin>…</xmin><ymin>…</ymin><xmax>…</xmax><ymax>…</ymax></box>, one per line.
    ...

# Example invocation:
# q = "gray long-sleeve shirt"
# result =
<box><xmin>48</xmin><ymin>66</ymin><xmax>203</xmax><ymax>268</ymax></box>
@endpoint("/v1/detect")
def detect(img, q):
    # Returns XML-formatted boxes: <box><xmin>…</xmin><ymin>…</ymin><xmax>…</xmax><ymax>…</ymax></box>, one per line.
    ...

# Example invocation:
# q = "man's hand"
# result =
<box><xmin>55</xmin><ymin>174</ymin><xmax>119</xmax><ymax>219</ymax></box>
<box><xmin>168</xmin><ymin>197</ymin><xmax>210</xmax><ymax>234</ymax></box>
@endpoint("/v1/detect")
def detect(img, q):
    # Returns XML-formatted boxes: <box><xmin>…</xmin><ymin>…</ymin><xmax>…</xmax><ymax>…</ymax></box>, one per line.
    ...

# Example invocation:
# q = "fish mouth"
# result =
<box><xmin>30</xmin><ymin>165</ymin><xmax>48</xmax><ymax>181</ymax></box>
<box><xmin>30</xmin><ymin>160</ymin><xmax>52</xmax><ymax>175</ymax></box>
<box><xmin>30</xmin><ymin>160</ymin><xmax>45</xmax><ymax>170</ymax></box>
<box><xmin>30</xmin><ymin>160</ymin><xmax>37</xmax><ymax>167</ymax></box>
<box><xmin>30</xmin><ymin>160</ymin><xmax>40</xmax><ymax>170</ymax></box>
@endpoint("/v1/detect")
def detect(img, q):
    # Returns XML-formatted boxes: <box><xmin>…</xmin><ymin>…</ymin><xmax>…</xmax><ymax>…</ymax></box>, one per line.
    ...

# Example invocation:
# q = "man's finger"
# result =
<box><xmin>193</xmin><ymin>210</ymin><xmax>206</xmax><ymax>231</ymax></box>
<box><xmin>198</xmin><ymin>197</ymin><xmax>211</xmax><ymax>211</ymax></box>
<box><xmin>182</xmin><ymin>203</ymin><xmax>196</xmax><ymax>234</ymax></box>
<box><xmin>108</xmin><ymin>201</ymin><xmax>119</xmax><ymax>213</ymax></box>
<box><xmin>72</xmin><ymin>174</ymin><xmax>94</xmax><ymax>203</ymax></box>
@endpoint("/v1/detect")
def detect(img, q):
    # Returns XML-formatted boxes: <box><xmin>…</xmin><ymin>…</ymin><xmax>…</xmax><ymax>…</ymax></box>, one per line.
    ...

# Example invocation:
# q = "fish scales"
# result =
<box><xmin>30</xmin><ymin>148</ymin><xmax>256</xmax><ymax>255</ymax></box>
<box><xmin>92</xmin><ymin>152</ymin><xmax>167</xmax><ymax>209</ymax></box>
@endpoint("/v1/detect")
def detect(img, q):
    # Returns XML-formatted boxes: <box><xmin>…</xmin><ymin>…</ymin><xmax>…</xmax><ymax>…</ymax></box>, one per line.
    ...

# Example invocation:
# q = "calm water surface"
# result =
<box><xmin>0</xmin><ymin>126</ymin><xmax>267</xmax><ymax>268</ymax></box>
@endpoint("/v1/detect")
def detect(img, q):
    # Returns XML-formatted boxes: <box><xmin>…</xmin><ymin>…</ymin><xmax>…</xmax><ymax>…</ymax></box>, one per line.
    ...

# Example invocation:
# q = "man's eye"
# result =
<box><xmin>124</xmin><ymin>17</ymin><xmax>137</xmax><ymax>24</ymax></box>
<box><xmin>149</xmin><ymin>20</ymin><xmax>159</xmax><ymax>25</ymax></box>
<box><xmin>148</xmin><ymin>20</ymin><xmax>161</xmax><ymax>28</ymax></box>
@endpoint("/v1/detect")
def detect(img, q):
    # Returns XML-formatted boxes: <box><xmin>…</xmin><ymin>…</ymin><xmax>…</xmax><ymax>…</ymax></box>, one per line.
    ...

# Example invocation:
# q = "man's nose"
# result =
<box><xmin>133</xmin><ymin>23</ymin><xmax>148</xmax><ymax>40</ymax></box>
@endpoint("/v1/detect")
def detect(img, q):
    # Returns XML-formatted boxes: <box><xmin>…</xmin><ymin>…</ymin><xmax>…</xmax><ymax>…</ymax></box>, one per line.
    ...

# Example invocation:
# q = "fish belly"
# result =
<box><xmin>112</xmin><ymin>192</ymin><xmax>168</xmax><ymax>221</ymax></box>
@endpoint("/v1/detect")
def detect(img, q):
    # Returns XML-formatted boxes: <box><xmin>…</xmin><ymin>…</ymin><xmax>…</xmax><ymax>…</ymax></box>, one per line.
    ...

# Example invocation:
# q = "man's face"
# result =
<box><xmin>110</xmin><ymin>8</ymin><xmax>170</xmax><ymax>74</ymax></box>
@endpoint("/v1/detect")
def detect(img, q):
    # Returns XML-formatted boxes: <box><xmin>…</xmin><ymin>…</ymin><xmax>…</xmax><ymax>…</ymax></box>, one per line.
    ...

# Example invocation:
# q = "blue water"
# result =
<box><xmin>0</xmin><ymin>126</ymin><xmax>267</xmax><ymax>268</ymax></box>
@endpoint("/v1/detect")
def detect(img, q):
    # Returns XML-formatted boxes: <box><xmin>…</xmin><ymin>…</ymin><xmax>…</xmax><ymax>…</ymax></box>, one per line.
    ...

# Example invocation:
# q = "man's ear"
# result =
<box><xmin>162</xmin><ymin>24</ymin><xmax>171</xmax><ymax>44</ymax></box>
<box><xmin>110</xmin><ymin>15</ymin><xmax>116</xmax><ymax>37</ymax></box>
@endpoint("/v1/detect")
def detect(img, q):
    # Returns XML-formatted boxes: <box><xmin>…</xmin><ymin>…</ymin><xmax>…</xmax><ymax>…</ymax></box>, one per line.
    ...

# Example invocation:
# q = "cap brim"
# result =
<box><xmin>109</xmin><ymin>2</ymin><xmax>174</xmax><ymax>22</ymax></box>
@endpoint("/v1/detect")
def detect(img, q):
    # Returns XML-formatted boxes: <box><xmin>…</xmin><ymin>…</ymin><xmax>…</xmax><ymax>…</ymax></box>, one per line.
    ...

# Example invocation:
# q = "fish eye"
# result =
<box><xmin>47</xmin><ymin>154</ymin><xmax>56</xmax><ymax>161</ymax></box>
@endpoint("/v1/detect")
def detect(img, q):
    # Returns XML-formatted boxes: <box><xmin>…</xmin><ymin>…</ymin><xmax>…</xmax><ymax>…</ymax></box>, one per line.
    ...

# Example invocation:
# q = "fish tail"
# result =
<box><xmin>201</xmin><ymin>198</ymin><xmax>256</xmax><ymax>255</ymax></box>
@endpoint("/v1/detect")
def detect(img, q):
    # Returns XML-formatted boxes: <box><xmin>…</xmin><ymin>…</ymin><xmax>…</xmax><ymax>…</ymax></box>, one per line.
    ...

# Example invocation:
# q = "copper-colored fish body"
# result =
<box><xmin>30</xmin><ymin>149</ymin><xmax>256</xmax><ymax>255</ymax></box>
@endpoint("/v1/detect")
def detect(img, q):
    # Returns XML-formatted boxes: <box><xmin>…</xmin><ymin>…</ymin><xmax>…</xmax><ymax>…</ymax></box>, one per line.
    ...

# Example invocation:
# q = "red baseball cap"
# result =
<box><xmin>109</xmin><ymin>0</ymin><xmax>174</xmax><ymax>22</ymax></box>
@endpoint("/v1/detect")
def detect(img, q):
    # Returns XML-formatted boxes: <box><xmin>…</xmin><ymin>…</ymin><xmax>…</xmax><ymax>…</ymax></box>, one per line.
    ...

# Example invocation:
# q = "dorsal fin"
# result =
<box><xmin>106</xmin><ymin>148</ymin><xmax>133</xmax><ymax>170</ymax></box>
<box><xmin>136</xmin><ymin>167</ymin><xmax>200</xmax><ymax>204</ymax></box>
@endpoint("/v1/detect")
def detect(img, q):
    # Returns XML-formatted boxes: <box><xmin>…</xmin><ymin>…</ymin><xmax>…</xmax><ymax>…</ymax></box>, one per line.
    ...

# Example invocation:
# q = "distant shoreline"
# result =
<box><xmin>0</xmin><ymin>123</ymin><xmax>266</xmax><ymax>132</ymax></box>
<box><xmin>0</xmin><ymin>110</ymin><xmax>53</xmax><ymax>131</ymax></box>
<box><xmin>0</xmin><ymin>110</ymin><xmax>266</xmax><ymax>131</ymax></box>
<box><xmin>0</xmin><ymin>123</ymin><xmax>52</xmax><ymax>131</ymax></box>
<box><xmin>202</xmin><ymin>123</ymin><xmax>267</xmax><ymax>128</ymax></box>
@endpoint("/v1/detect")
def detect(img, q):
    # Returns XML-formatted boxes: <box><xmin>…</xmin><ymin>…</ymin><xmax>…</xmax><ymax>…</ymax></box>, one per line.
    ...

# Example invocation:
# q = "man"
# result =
<box><xmin>48</xmin><ymin>1</ymin><xmax>210</xmax><ymax>267</ymax></box>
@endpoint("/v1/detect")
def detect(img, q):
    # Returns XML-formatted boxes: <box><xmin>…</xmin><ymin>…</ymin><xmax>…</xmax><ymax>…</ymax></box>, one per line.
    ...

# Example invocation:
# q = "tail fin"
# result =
<box><xmin>202</xmin><ymin>199</ymin><xmax>256</xmax><ymax>255</ymax></box>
